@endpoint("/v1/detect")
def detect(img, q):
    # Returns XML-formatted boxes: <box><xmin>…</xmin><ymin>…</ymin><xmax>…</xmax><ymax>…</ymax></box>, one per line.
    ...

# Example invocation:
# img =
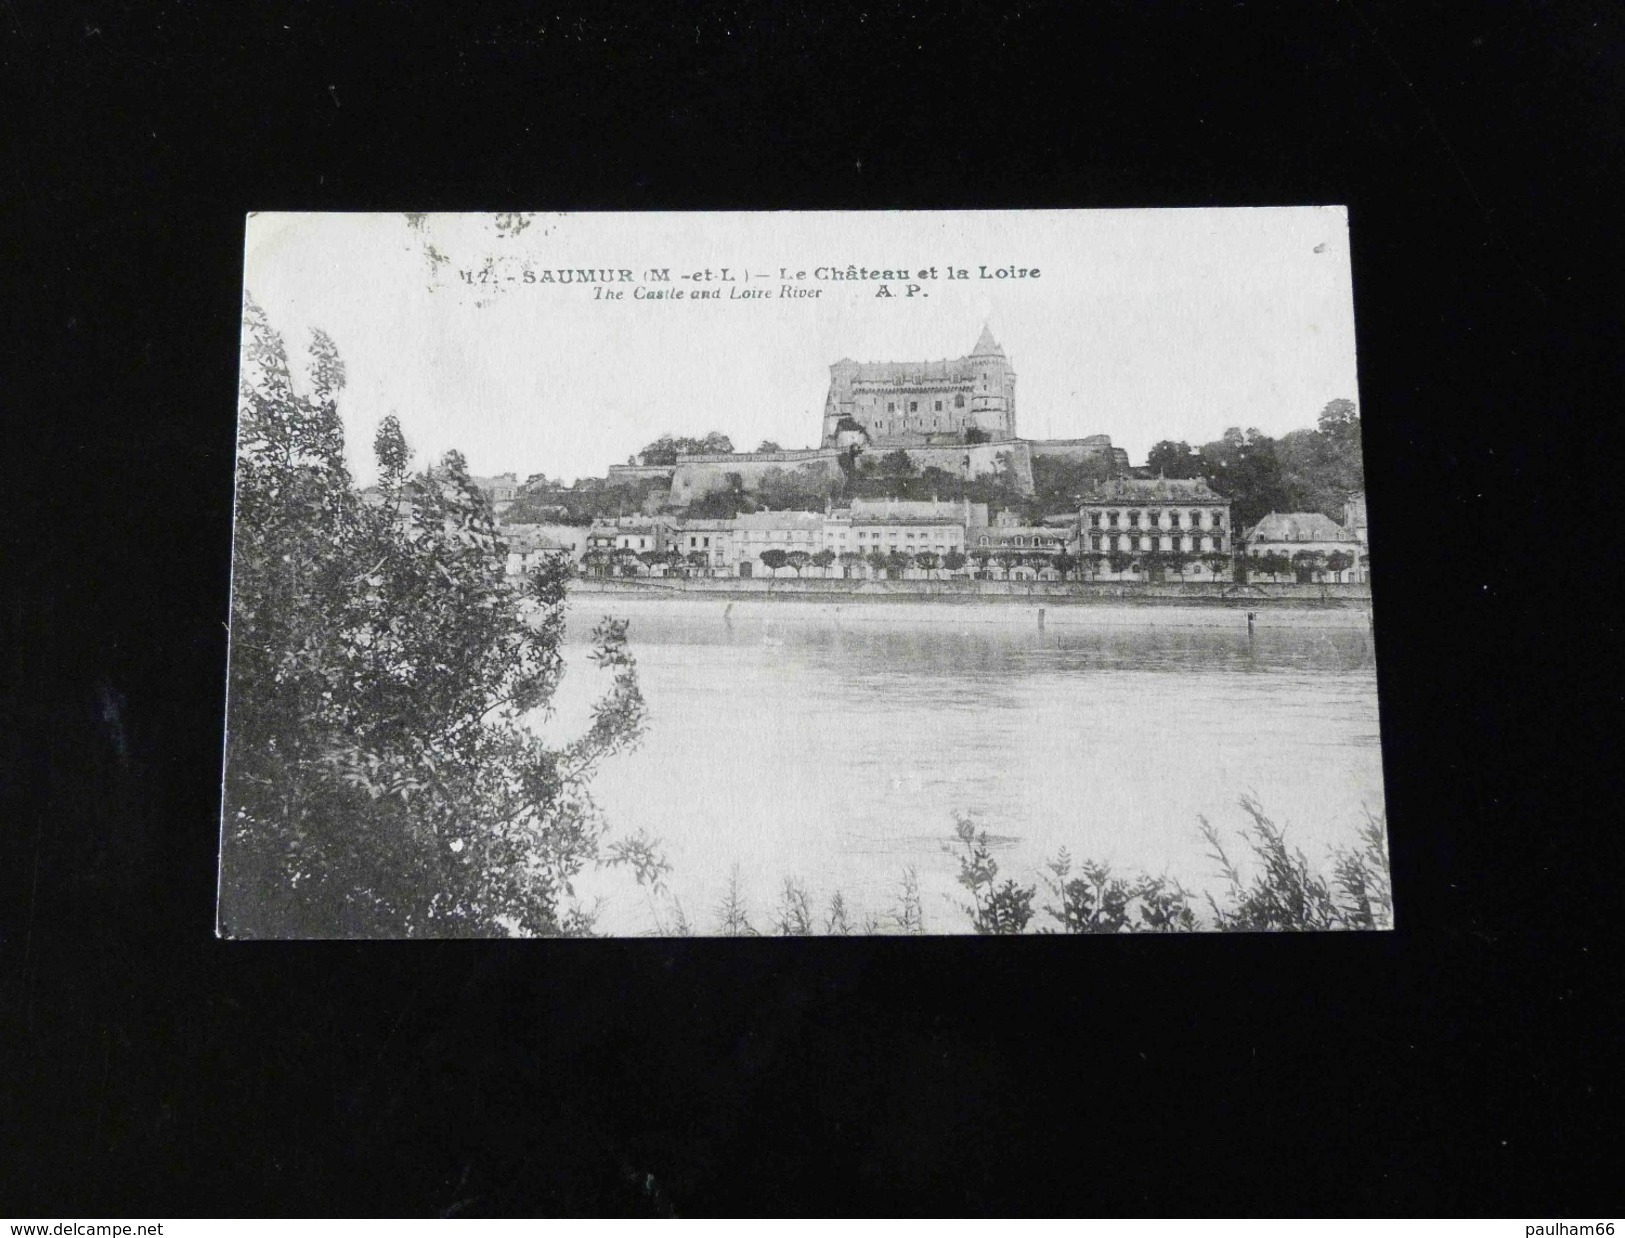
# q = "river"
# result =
<box><xmin>540</xmin><ymin>596</ymin><xmax>1386</xmax><ymax>935</ymax></box>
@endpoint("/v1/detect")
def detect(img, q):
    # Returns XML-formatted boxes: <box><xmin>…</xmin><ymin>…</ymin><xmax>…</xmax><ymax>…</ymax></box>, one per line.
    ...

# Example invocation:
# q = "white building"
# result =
<box><xmin>1243</xmin><ymin>512</ymin><xmax>1364</xmax><ymax>583</ymax></box>
<box><xmin>730</xmin><ymin>510</ymin><xmax>826</xmax><ymax>578</ymax></box>
<box><xmin>1077</xmin><ymin>477</ymin><xmax>1233</xmax><ymax>582</ymax></box>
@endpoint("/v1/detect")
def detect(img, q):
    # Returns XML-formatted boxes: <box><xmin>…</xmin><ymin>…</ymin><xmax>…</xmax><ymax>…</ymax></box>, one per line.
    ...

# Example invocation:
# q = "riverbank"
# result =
<box><xmin>568</xmin><ymin>575</ymin><xmax>1372</xmax><ymax>611</ymax></box>
<box><xmin>561</xmin><ymin>591</ymin><xmax>1372</xmax><ymax>630</ymax></box>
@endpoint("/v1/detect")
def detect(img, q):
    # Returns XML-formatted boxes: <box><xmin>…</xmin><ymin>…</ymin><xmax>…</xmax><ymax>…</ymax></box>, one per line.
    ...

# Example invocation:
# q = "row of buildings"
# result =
<box><xmin>479</xmin><ymin>327</ymin><xmax>1368</xmax><ymax>585</ymax></box>
<box><xmin>500</xmin><ymin>482</ymin><xmax>1370</xmax><ymax>584</ymax></box>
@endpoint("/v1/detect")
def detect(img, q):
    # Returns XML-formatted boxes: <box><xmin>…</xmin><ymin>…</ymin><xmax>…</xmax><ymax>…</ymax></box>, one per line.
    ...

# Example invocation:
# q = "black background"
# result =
<box><xmin>3</xmin><ymin>0</ymin><xmax>1619</xmax><ymax>1217</ymax></box>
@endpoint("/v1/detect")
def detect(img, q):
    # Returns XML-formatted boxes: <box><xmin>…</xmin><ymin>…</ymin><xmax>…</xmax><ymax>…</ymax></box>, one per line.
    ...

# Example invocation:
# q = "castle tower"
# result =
<box><xmin>968</xmin><ymin>325</ymin><xmax>1017</xmax><ymax>439</ymax></box>
<box><xmin>823</xmin><ymin>357</ymin><xmax>860</xmax><ymax>447</ymax></box>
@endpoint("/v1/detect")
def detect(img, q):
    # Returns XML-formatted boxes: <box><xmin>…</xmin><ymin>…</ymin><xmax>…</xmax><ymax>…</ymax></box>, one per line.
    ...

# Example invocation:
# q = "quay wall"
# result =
<box><xmin>567</xmin><ymin>576</ymin><xmax>1371</xmax><ymax>608</ymax></box>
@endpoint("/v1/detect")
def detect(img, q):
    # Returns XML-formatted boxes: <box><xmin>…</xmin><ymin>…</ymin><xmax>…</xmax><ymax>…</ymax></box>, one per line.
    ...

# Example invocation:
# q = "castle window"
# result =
<box><xmin>887</xmin><ymin>402</ymin><xmax>895</xmax><ymax>413</ymax></box>
<box><xmin>1190</xmin><ymin>509</ymin><xmax>1202</xmax><ymax>526</ymax></box>
<box><xmin>1128</xmin><ymin>511</ymin><xmax>1140</xmax><ymax>528</ymax></box>
<box><xmin>955</xmin><ymin>395</ymin><xmax>964</xmax><ymax>408</ymax></box>
<box><xmin>1108</xmin><ymin>512</ymin><xmax>1119</xmax><ymax>528</ymax></box>
<box><xmin>934</xmin><ymin>400</ymin><xmax>943</xmax><ymax>411</ymax></box>
<box><xmin>1169</xmin><ymin>512</ymin><xmax>1181</xmax><ymax>528</ymax></box>
<box><xmin>909</xmin><ymin>401</ymin><xmax>918</xmax><ymax>413</ymax></box>
<box><xmin>1212</xmin><ymin>511</ymin><xmax>1224</xmax><ymax>526</ymax></box>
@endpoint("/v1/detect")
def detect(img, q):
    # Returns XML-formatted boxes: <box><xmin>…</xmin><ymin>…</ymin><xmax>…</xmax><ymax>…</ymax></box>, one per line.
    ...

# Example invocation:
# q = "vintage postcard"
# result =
<box><xmin>218</xmin><ymin>208</ymin><xmax>1389</xmax><ymax>938</ymax></box>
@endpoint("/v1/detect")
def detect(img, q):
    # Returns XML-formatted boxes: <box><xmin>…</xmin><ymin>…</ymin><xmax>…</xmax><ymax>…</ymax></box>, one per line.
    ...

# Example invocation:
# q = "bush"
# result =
<box><xmin>946</xmin><ymin>813</ymin><xmax>1036</xmax><ymax>934</ymax></box>
<box><xmin>1041</xmin><ymin>850</ymin><xmax>1198</xmax><ymax>934</ymax></box>
<box><xmin>1199</xmin><ymin>794</ymin><xmax>1392</xmax><ymax>931</ymax></box>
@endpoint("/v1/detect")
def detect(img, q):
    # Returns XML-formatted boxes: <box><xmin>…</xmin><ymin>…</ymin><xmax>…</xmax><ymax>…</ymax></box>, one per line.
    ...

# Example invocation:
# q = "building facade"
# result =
<box><xmin>821</xmin><ymin>326</ymin><xmax>1017</xmax><ymax>448</ymax></box>
<box><xmin>728</xmin><ymin>510</ymin><xmax>826</xmax><ymax>578</ymax></box>
<box><xmin>1077</xmin><ymin>477</ymin><xmax>1233</xmax><ymax>581</ymax></box>
<box><xmin>1242</xmin><ymin>512</ymin><xmax>1364</xmax><ymax>583</ymax></box>
<box><xmin>672</xmin><ymin>518</ymin><xmax>736</xmax><ymax>575</ymax></box>
<box><xmin>968</xmin><ymin>523</ymin><xmax>1069</xmax><ymax>579</ymax></box>
<box><xmin>471</xmin><ymin>472</ymin><xmax>520</xmax><ymax>513</ymax></box>
<box><xmin>825</xmin><ymin>498</ymin><xmax>971</xmax><ymax>577</ymax></box>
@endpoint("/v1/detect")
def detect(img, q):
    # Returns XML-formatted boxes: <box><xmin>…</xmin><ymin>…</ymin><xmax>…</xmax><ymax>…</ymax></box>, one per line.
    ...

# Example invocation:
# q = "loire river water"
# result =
<box><xmin>542</xmin><ymin>596</ymin><xmax>1386</xmax><ymax>935</ymax></box>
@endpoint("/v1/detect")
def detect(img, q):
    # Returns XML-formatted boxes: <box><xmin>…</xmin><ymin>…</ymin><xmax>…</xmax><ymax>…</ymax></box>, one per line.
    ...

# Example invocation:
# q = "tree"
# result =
<box><xmin>1107</xmin><ymin>550</ymin><xmax>1136</xmax><ymax>576</ymax></box>
<box><xmin>221</xmin><ymin>302</ymin><xmax>657</xmax><ymax>938</ymax></box>
<box><xmin>964</xmin><ymin>426</ymin><xmax>990</xmax><ymax>445</ymax></box>
<box><xmin>1253</xmin><ymin>550</ymin><xmax>1291</xmax><ymax>580</ymax></box>
<box><xmin>635</xmin><ymin>549</ymin><xmax>664</xmax><ymax>575</ymax></box>
<box><xmin>1291</xmin><ymin>549</ymin><xmax>1324</xmax><ymax>581</ymax></box>
<box><xmin>878</xmin><ymin>449</ymin><xmax>917</xmax><ymax>478</ymax></box>
<box><xmin>811</xmin><ymin>548</ymin><xmax>837</xmax><ymax>577</ymax></box>
<box><xmin>837</xmin><ymin>550</ymin><xmax>865</xmax><ymax>578</ymax></box>
<box><xmin>784</xmin><ymin>549</ymin><xmax>812</xmax><ymax>577</ymax></box>
<box><xmin>756</xmin><ymin>439</ymin><xmax>783</xmax><ymax>453</ymax></box>
<box><xmin>1323</xmin><ymin>549</ymin><xmax>1354</xmax><ymax>581</ymax></box>
<box><xmin>969</xmin><ymin>547</ymin><xmax>994</xmax><ymax>577</ymax></box>
<box><xmin>637</xmin><ymin>432</ymin><xmax>735</xmax><ymax>465</ymax></box>
<box><xmin>759</xmin><ymin>548</ymin><xmax>789</xmax><ymax>577</ymax></box>
<box><xmin>1051</xmin><ymin>551</ymin><xmax>1077</xmax><ymax>581</ymax></box>
<box><xmin>914</xmin><ymin>550</ymin><xmax>941</xmax><ymax>578</ymax></box>
<box><xmin>943</xmin><ymin>549</ymin><xmax>967</xmax><ymax>575</ymax></box>
<box><xmin>757</xmin><ymin>463</ymin><xmax>841</xmax><ymax>512</ymax></box>
<box><xmin>685</xmin><ymin>549</ymin><xmax>710</xmax><ymax>576</ymax></box>
<box><xmin>885</xmin><ymin>550</ymin><xmax>912</xmax><ymax>579</ymax></box>
<box><xmin>1145</xmin><ymin>439</ymin><xmax>1201</xmax><ymax>479</ymax></box>
<box><xmin>1199</xmin><ymin>427</ymin><xmax>1287</xmax><ymax>532</ymax></box>
<box><xmin>1201</xmin><ymin>551</ymin><xmax>1231</xmax><ymax>579</ymax></box>
<box><xmin>865</xmin><ymin>549</ymin><xmax>889</xmax><ymax>578</ymax></box>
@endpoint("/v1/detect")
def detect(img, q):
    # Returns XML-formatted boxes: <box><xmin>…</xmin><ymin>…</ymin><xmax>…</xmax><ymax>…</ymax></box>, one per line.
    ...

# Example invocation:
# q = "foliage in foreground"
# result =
<box><xmin>221</xmin><ymin>300</ymin><xmax>664</xmax><ymax>938</ymax></box>
<box><xmin>666</xmin><ymin>802</ymin><xmax>1390</xmax><ymax>936</ymax></box>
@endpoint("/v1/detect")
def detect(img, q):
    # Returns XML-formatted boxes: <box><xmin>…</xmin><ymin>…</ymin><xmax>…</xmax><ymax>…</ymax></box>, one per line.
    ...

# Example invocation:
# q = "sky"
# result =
<box><xmin>243</xmin><ymin>208</ymin><xmax>1361</xmax><ymax>485</ymax></box>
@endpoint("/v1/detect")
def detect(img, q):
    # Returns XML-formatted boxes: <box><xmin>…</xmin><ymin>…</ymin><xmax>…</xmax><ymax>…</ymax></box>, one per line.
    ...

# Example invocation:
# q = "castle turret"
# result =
<box><xmin>968</xmin><ymin>325</ymin><xmax>1017</xmax><ymax>439</ymax></box>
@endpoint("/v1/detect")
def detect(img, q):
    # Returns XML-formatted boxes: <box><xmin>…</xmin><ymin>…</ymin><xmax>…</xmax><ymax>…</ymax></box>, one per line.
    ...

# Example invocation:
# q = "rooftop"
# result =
<box><xmin>836</xmin><ymin>327</ymin><xmax>1009</xmax><ymax>384</ymax></box>
<box><xmin>1245</xmin><ymin>512</ymin><xmax>1358</xmax><ymax>543</ymax></box>
<box><xmin>1079</xmin><ymin>476</ymin><xmax>1227</xmax><ymax>504</ymax></box>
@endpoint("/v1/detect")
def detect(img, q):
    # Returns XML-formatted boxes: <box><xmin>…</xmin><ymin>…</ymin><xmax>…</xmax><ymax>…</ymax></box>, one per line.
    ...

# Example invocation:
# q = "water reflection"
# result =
<box><xmin>552</xmin><ymin>599</ymin><xmax>1384</xmax><ymax>934</ymax></box>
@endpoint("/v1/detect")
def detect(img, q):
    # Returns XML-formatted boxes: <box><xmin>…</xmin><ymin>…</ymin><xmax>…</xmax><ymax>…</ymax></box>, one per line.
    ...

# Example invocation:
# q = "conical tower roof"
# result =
<box><xmin>970</xmin><ymin>324</ymin><xmax>1004</xmax><ymax>357</ymax></box>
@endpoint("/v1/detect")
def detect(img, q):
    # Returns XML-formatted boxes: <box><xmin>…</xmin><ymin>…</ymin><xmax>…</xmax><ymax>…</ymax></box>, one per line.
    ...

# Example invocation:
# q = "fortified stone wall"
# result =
<box><xmin>604</xmin><ymin>462</ymin><xmax>676</xmax><ymax>486</ymax></box>
<box><xmin>668</xmin><ymin>450</ymin><xmax>846</xmax><ymax>502</ymax></box>
<box><xmin>895</xmin><ymin>439</ymin><xmax>1034</xmax><ymax>492</ymax></box>
<box><xmin>1027</xmin><ymin>438</ymin><xmax>1115</xmax><ymax>464</ymax></box>
<box><xmin>609</xmin><ymin>440</ymin><xmax>1035</xmax><ymax>503</ymax></box>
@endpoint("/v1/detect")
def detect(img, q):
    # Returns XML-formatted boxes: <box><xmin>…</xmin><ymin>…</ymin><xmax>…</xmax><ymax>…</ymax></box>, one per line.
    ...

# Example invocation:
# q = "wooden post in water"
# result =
<box><xmin>1247</xmin><ymin>610</ymin><xmax>1256</xmax><ymax>637</ymax></box>
<box><xmin>1037</xmin><ymin>607</ymin><xmax>1046</xmax><ymax>631</ymax></box>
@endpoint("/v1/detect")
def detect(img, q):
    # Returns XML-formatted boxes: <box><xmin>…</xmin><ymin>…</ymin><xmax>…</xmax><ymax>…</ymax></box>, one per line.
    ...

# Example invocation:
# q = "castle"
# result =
<box><xmin>822</xmin><ymin>325</ymin><xmax>1017</xmax><ymax>448</ymax></box>
<box><xmin>602</xmin><ymin>327</ymin><xmax>1125</xmax><ymax>500</ymax></box>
